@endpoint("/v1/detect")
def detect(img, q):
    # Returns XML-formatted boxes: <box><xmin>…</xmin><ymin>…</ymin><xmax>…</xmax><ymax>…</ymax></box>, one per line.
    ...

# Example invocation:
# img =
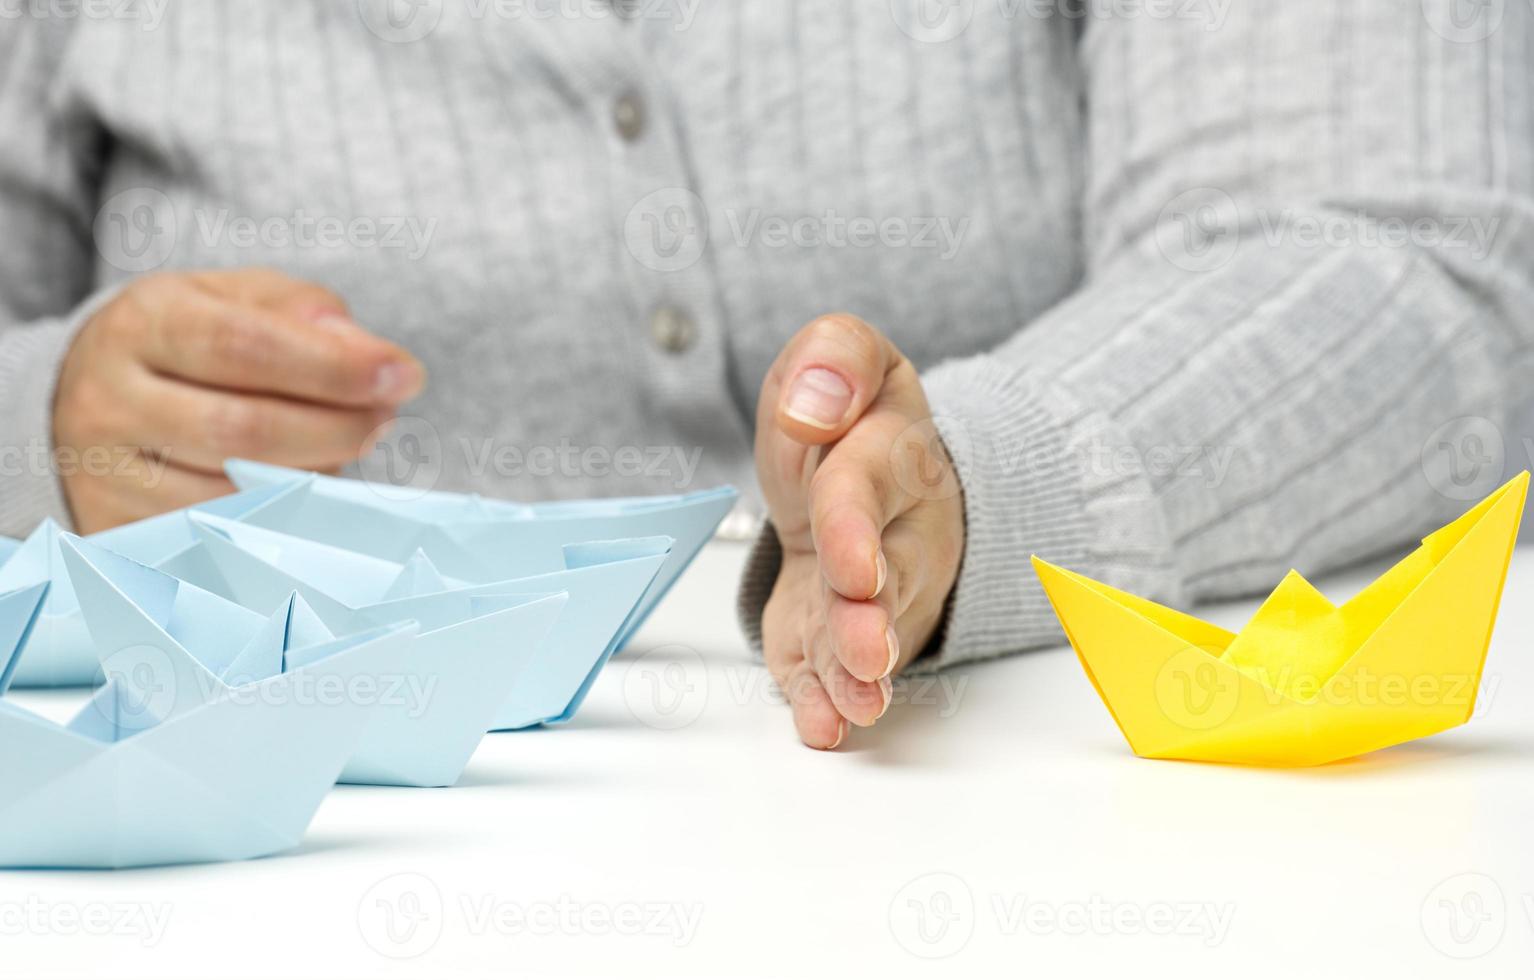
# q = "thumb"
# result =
<box><xmin>766</xmin><ymin>314</ymin><xmax>906</xmax><ymax>445</ymax></box>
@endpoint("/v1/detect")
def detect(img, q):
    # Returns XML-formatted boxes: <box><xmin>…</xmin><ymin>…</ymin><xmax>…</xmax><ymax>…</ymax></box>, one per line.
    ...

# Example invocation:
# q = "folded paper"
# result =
<box><xmin>224</xmin><ymin>459</ymin><xmax>737</xmax><ymax>652</ymax></box>
<box><xmin>61</xmin><ymin>535</ymin><xmax>571</xmax><ymax>788</ymax></box>
<box><xmin>0</xmin><ymin>579</ymin><xmax>416</xmax><ymax>868</ymax></box>
<box><xmin>1032</xmin><ymin>472</ymin><xmax>1528</xmax><ymax>767</ymax></box>
<box><xmin>173</xmin><ymin>513</ymin><xmax>668</xmax><ymax>731</ymax></box>
<box><xmin>0</xmin><ymin>481</ymin><xmax>309</xmax><ymax>687</ymax></box>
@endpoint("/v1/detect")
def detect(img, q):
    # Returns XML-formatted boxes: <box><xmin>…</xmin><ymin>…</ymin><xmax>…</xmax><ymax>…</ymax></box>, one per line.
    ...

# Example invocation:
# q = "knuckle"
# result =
<box><xmin>206</xmin><ymin>310</ymin><xmax>274</xmax><ymax>371</ymax></box>
<box><xmin>809</xmin><ymin>313</ymin><xmax>881</xmax><ymax>364</ymax></box>
<box><xmin>318</xmin><ymin>339</ymin><xmax>376</xmax><ymax>398</ymax></box>
<box><xmin>811</xmin><ymin>456</ymin><xmax>885</xmax><ymax>515</ymax></box>
<box><xmin>288</xmin><ymin>283</ymin><xmax>348</xmax><ymax>314</ymax></box>
<box><xmin>93</xmin><ymin>291</ymin><xmax>146</xmax><ymax>346</ymax></box>
<box><xmin>203</xmin><ymin>398</ymin><xmax>269</xmax><ymax>455</ymax></box>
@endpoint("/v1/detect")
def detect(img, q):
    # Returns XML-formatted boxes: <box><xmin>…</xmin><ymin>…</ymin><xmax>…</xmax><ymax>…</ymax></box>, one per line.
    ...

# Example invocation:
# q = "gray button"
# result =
<box><xmin>650</xmin><ymin>306</ymin><xmax>696</xmax><ymax>354</ymax></box>
<box><xmin>613</xmin><ymin>91</ymin><xmax>646</xmax><ymax>142</ymax></box>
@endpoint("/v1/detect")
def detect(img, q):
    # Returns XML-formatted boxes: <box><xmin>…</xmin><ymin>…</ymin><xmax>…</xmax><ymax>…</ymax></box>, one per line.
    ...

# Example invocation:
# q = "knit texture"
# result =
<box><xmin>3</xmin><ymin>3</ymin><xmax>1532</xmax><ymax>668</ymax></box>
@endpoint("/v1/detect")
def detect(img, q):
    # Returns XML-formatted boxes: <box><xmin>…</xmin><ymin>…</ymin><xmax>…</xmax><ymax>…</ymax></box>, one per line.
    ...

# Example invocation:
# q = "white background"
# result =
<box><xmin>4</xmin><ymin>541</ymin><xmax>1531</xmax><ymax>978</ymax></box>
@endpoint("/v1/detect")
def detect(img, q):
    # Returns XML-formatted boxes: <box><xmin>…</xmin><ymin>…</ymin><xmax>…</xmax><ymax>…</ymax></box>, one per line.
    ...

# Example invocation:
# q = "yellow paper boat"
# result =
<box><xmin>1032</xmin><ymin>472</ymin><xmax>1528</xmax><ymax>766</ymax></box>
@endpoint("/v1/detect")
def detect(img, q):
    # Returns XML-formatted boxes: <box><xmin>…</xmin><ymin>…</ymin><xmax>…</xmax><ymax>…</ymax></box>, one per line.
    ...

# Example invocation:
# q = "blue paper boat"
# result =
<box><xmin>60</xmin><ymin>535</ymin><xmax>572</xmax><ymax>787</ymax></box>
<box><xmin>171</xmin><ymin>513</ymin><xmax>668</xmax><ymax>731</ymax></box>
<box><xmin>0</xmin><ymin>575</ymin><xmax>415</xmax><ymax>869</ymax></box>
<box><xmin>0</xmin><ymin>481</ymin><xmax>308</xmax><ymax>687</ymax></box>
<box><xmin>224</xmin><ymin>459</ymin><xmax>737</xmax><ymax>652</ymax></box>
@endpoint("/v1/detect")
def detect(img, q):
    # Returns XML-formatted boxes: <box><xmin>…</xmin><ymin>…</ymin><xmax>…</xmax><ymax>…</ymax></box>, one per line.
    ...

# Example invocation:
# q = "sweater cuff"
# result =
<box><xmin>0</xmin><ymin>287</ymin><xmax>121</xmax><ymax>537</ymax></box>
<box><xmin>916</xmin><ymin>356</ymin><xmax>1177</xmax><ymax>671</ymax></box>
<box><xmin>734</xmin><ymin>519</ymin><xmax>781</xmax><ymax>659</ymax></box>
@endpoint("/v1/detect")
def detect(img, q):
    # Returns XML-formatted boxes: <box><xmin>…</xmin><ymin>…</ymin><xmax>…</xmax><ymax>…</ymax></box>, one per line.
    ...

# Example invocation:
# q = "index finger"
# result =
<box><xmin>140</xmin><ymin>288</ymin><xmax>424</xmax><ymax>408</ymax></box>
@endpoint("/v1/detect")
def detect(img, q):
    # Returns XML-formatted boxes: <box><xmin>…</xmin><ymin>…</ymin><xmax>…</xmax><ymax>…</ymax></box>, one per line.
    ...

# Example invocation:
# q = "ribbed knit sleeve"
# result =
<box><xmin>0</xmin><ymin>19</ymin><xmax>102</xmax><ymax>536</ymax></box>
<box><xmin>914</xmin><ymin>3</ymin><xmax>1534</xmax><ymax>668</ymax></box>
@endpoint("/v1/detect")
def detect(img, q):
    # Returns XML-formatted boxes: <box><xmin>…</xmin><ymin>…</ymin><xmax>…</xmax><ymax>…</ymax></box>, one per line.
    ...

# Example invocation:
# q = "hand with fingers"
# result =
<box><xmin>757</xmin><ymin>313</ymin><xmax>966</xmax><ymax>750</ymax></box>
<box><xmin>52</xmin><ymin>268</ymin><xmax>425</xmax><ymax>533</ymax></box>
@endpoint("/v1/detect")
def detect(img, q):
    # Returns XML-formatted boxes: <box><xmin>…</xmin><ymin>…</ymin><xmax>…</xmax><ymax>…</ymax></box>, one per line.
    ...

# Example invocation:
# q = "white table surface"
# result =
<box><xmin>4</xmin><ymin>541</ymin><xmax>1532</xmax><ymax>979</ymax></box>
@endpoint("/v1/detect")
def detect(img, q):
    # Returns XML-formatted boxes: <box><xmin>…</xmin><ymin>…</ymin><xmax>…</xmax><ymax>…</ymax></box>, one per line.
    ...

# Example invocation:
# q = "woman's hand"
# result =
<box><xmin>53</xmin><ymin>268</ymin><xmax>425</xmax><ymax>533</ymax></box>
<box><xmin>756</xmin><ymin>314</ymin><xmax>965</xmax><ymax>749</ymax></box>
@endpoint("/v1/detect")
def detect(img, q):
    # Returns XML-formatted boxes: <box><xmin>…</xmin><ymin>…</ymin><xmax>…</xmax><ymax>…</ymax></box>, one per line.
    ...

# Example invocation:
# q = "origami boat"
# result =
<box><xmin>223</xmin><ymin>458</ymin><xmax>737</xmax><ymax>652</ymax></box>
<box><xmin>0</xmin><ymin>481</ymin><xmax>307</xmax><ymax>687</ymax></box>
<box><xmin>60</xmin><ymin>536</ymin><xmax>568</xmax><ymax>788</ymax></box>
<box><xmin>169</xmin><ymin>512</ymin><xmax>669</xmax><ymax>731</ymax></box>
<box><xmin>0</xmin><ymin>588</ymin><xmax>416</xmax><ymax>868</ymax></box>
<box><xmin>1032</xmin><ymin>472</ymin><xmax>1528</xmax><ymax>767</ymax></box>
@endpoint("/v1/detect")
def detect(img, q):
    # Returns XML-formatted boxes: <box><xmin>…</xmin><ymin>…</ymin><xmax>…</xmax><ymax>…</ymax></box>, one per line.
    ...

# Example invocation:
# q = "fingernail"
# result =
<box><xmin>872</xmin><ymin>548</ymin><xmax>887</xmax><ymax>599</ymax></box>
<box><xmin>374</xmin><ymin>359</ymin><xmax>425</xmax><ymax>402</ymax></box>
<box><xmin>783</xmin><ymin>368</ymin><xmax>853</xmax><ymax>430</ymax></box>
<box><xmin>883</xmin><ymin>624</ymin><xmax>900</xmax><ymax>678</ymax></box>
<box><xmin>876</xmin><ymin>676</ymin><xmax>893</xmax><ymax>720</ymax></box>
<box><xmin>827</xmin><ymin>720</ymin><xmax>847</xmax><ymax>750</ymax></box>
